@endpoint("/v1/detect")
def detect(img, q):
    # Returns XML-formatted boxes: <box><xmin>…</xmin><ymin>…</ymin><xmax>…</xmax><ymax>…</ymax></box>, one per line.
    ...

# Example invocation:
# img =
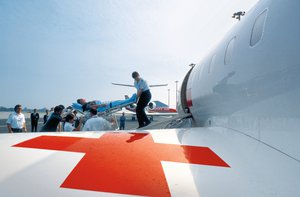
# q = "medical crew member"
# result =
<box><xmin>64</xmin><ymin>113</ymin><xmax>83</xmax><ymax>131</ymax></box>
<box><xmin>7</xmin><ymin>104</ymin><xmax>27</xmax><ymax>133</ymax></box>
<box><xmin>132</xmin><ymin>71</ymin><xmax>151</xmax><ymax>128</ymax></box>
<box><xmin>40</xmin><ymin>105</ymin><xmax>63</xmax><ymax>132</ymax></box>
<box><xmin>82</xmin><ymin>108</ymin><xmax>112</xmax><ymax>131</ymax></box>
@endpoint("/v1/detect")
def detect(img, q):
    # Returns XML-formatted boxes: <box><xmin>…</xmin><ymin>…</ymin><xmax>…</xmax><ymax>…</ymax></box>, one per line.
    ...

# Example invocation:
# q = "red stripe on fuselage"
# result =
<box><xmin>187</xmin><ymin>88</ymin><xmax>193</xmax><ymax>107</ymax></box>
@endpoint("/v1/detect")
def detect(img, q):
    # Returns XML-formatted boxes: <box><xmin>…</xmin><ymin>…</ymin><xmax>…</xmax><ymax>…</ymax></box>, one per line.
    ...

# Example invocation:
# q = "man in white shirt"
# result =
<box><xmin>82</xmin><ymin>109</ymin><xmax>113</xmax><ymax>131</ymax></box>
<box><xmin>132</xmin><ymin>71</ymin><xmax>152</xmax><ymax>128</ymax></box>
<box><xmin>7</xmin><ymin>104</ymin><xmax>27</xmax><ymax>133</ymax></box>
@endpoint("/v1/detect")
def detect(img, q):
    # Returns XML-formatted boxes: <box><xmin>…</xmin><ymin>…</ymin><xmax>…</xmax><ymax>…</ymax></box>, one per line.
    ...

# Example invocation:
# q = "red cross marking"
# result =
<box><xmin>13</xmin><ymin>132</ymin><xmax>230</xmax><ymax>196</ymax></box>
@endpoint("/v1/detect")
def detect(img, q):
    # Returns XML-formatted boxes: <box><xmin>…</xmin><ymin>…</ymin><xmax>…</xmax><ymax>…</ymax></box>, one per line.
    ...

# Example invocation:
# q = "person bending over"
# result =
<box><xmin>132</xmin><ymin>71</ymin><xmax>151</xmax><ymax>128</ymax></box>
<box><xmin>40</xmin><ymin>105</ymin><xmax>63</xmax><ymax>132</ymax></box>
<box><xmin>64</xmin><ymin>113</ymin><xmax>83</xmax><ymax>131</ymax></box>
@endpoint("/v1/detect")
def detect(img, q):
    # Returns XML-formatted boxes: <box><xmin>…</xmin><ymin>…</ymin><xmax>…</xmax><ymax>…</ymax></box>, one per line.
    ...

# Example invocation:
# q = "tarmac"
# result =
<box><xmin>0</xmin><ymin>112</ymin><xmax>192</xmax><ymax>133</ymax></box>
<box><xmin>0</xmin><ymin>115</ymin><xmax>178</xmax><ymax>133</ymax></box>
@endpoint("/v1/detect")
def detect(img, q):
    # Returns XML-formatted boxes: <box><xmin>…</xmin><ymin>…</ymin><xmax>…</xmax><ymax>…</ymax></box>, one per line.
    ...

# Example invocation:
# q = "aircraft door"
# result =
<box><xmin>179</xmin><ymin>66</ymin><xmax>195</xmax><ymax>113</ymax></box>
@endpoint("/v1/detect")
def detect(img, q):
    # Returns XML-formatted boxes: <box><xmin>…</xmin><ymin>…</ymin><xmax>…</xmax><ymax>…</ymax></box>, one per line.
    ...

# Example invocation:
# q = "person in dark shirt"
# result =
<box><xmin>119</xmin><ymin>112</ymin><xmax>126</xmax><ymax>130</ymax></box>
<box><xmin>30</xmin><ymin>109</ymin><xmax>40</xmax><ymax>132</ymax></box>
<box><xmin>40</xmin><ymin>106</ymin><xmax>63</xmax><ymax>132</ymax></box>
<box><xmin>43</xmin><ymin>109</ymin><xmax>49</xmax><ymax>124</ymax></box>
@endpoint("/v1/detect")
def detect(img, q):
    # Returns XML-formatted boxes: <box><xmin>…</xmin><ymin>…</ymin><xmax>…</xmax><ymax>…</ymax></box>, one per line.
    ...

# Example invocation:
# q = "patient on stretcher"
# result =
<box><xmin>76</xmin><ymin>99</ymin><xmax>105</xmax><ymax>112</ymax></box>
<box><xmin>73</xmin><ymin>94</ymin><xmax>137</xmax><ymax>113</ymax></box>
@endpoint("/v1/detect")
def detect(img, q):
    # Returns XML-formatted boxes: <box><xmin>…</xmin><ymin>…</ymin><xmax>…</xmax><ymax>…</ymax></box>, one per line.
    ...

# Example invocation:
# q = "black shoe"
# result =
<box><xmin>137</xmin><ymin>125</ymin><xmax>145</xmax><ymax>129</ymax></box>
<box><xmin>145</xmin><ymin>121</ymin><xmax>151</xmax><ymax>127</ymax></box>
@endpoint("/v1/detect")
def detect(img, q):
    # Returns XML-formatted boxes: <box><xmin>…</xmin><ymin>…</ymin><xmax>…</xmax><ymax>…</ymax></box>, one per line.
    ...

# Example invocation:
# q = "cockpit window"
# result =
<box><xmin>224</xmin><ymin>37</ymin><xmax>236</xmax><ymax>65</ymax></box>
<box><xmin>250</xmin><ymin>9</ymin><xmax>267</xmax><ymax>47</ymax></box>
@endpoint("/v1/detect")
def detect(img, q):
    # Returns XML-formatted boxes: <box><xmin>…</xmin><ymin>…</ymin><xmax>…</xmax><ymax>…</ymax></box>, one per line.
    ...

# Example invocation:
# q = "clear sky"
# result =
<box><xmin>0</xmin><ymin>0</ymin><xmax>258</xmax><ymax>109</ymax></box>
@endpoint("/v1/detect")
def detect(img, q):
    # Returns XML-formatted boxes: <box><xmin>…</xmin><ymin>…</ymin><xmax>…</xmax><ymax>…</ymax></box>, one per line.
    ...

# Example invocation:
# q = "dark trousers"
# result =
<box><xmin>136</xmin><ymin>90</ymin><xmax>151</xmax><ymax>127</ymax></box>
<box><xmin>120</xmin><ymin>123</ymin><xmax>125</xmax><ymax>130</ymax></box>
<box><xmin>12</xmin><ymin>128</ymin><xmax>23</xmax><ymax>133</ymax></box>
<box><xmin>31</xmin><ymin>121</ymin><xmax>38</xmax><ymax>132</ymax></box>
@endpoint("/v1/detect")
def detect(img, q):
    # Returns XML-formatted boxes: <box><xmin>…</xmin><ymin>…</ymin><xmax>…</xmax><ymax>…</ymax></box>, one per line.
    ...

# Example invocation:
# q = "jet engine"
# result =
<box><xmin>148</xmin><ymin>102</ymin><xmax>156</xmax><ymax>110</ymax></box>
<box><xmin>128</xmin><ymin>103</ymin><xmax>137</xmax><ymax>110</ymax></box>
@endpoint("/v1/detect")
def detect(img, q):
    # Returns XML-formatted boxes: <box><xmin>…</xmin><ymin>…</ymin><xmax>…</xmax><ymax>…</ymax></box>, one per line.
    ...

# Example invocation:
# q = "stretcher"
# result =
<box><xmin>71</xmin><ymin>94</ymin><xmax>137</xmax><ymax>116</ymax></box>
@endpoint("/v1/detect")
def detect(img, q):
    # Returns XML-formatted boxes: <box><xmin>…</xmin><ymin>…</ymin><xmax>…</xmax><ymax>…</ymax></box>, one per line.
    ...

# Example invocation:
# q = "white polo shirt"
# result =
<box><xmin>7</xmin><ymin>112</ymin><xmax>26</xmax><ymax>129</ymax></box>
<box><xmin>82</xmin><ymin>116</ymin><xmax>112</xmax><ymax>131</ymax></box>
<box><xmin>134</xmin><ymin>78</ymin><xmax>149</xmax><ymax>92</ymax></box>
<box><xmin>64</xmin><ymin>122</ymin><xmax>75</xmax><ymax>132</ymax></box>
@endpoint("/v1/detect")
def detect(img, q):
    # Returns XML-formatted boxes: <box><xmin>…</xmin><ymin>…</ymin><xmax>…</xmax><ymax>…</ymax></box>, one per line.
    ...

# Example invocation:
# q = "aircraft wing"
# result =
<box><xmin>1</xmin><ymin>128</ymin><xmax>299</xmax><ymax>196</ymax></box>
<box><xmin>112</xmin><ymin>83</ymin><xmax>168</xmax><ymax>87</ymax></box>
<box><xmin>148</xmin><ymin>84</ymin><xmax>168</xmax><ymax>87</ymax></box>
<box><xmin>111</xmin><ymin>83</ymin><xmax>135</xmax><ymax>87</ymax></box>
<box><xmin>146</xmin><ymin>112</ymin><xmax>178</xmax><ymax>116</ymax></box>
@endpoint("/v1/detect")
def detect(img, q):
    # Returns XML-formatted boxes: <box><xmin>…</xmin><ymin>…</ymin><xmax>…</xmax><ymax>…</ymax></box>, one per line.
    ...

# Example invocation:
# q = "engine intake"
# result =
<box><xmin>128</xmin><ymin>103</ymin><xmax>137</xmax><ymax>110</ymax></box>
<box><xmin>148</xmin><ymin>102</ymin><xmax>156</xmax><ymax>110</ymax></box>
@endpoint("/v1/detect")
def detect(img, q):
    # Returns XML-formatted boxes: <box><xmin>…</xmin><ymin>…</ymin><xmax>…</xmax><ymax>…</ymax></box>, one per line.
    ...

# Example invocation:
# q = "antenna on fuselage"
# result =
<box><xmin>232</xmin><ymin>11</ymin><xmax>245</xmax><ymax>21</ymax></box>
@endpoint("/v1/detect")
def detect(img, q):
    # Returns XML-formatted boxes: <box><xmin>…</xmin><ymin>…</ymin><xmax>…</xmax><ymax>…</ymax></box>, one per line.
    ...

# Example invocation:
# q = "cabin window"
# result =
<box><xmin>224</xmin><ymin>37</ymin><xmax>236</xmax><ymax>65</ymax></box>
<box><xmin>208</xmin><ymin>54</ymin><xmax>216</xmax><ymax>73</ymax></box>
<box><xmin>250</xmin><ymin>9</ymin><xmax>267</xmax><ymax>47</ymax></box>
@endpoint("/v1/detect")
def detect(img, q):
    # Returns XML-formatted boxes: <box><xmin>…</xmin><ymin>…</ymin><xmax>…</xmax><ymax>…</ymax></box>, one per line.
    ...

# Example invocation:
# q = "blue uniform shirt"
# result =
<box><xmin>134</xmin><ymin>78</ymin><xmax>149</xmax><ymax>92</ymax></box>
<box><xmin>120</xmin><ymin>116</ymin><xmax>126</xmax><ymax>124</ymax></box>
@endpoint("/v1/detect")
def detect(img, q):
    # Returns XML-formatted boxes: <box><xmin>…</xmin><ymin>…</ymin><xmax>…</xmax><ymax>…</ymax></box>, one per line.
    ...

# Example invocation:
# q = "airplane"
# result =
<box><xmin>1</xmin><ymin>0</ymin><xmax>300</xmax><ymax>196</ymax></box>
<box><xmin>124</xmin><ymin>95</ymin><xmax>176</xmax><ymax>113</ymax></box>
<box><xmin>122</xmin><ymin>95</ymin><xmax>177</xmax><ymax>121</ymax></box>
<box><xmin>147</xmin><ymin>101</ymin><xmax>177</xmax><ymax>114</ymax></box>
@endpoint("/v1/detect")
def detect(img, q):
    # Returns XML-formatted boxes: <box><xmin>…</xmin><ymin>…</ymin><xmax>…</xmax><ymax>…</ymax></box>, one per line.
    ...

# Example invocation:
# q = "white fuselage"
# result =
<box><xmin>180</xmin><ymin>0</ymin><xmax>300</xmax><ymax>161</ymax></box>
<box><xmin>2</xmin><ymin>1</ymin><xmax>300</xmax><ymax>196</ymax></box>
